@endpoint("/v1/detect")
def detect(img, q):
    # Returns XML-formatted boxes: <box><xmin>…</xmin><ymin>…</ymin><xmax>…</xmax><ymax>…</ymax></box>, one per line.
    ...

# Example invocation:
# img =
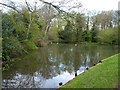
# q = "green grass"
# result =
<box><xmin>59</xmin><ymin>54</ymin><xmax>119</xmax><ymax>88</ymax></box>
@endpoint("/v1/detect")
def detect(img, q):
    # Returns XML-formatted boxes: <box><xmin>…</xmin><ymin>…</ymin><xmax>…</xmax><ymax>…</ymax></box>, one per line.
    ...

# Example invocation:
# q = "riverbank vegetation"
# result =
<box><xmin>59</xmin><ymin>54</ymin><xmax>119</xmax><ymax>88</ymax></box>
<box><xmin>0</xmin><ymin>0</ymin><xmax>119</xmax><ymax>70</ymax></box>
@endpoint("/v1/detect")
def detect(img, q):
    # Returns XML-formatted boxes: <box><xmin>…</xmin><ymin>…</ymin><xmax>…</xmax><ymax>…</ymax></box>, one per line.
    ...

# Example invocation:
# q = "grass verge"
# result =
<box><xmin>59</xmin><ymin>54</ymin><xmax>119</xmax><ymax>88</ymax></box>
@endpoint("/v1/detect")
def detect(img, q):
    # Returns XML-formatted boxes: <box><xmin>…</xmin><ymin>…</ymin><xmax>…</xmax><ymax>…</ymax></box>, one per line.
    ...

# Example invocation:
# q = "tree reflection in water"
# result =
<box><xmin>2</xmin><ymin>44</ymin><xmax>118</xmax><ymax>88</ymax></box>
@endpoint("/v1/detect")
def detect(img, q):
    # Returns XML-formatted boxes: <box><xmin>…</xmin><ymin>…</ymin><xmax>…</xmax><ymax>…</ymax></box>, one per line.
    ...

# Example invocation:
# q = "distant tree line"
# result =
<box><xmin>58</xmin><ymin>11</ymin><xmax>119</xmax><ymax>44</ymax></box>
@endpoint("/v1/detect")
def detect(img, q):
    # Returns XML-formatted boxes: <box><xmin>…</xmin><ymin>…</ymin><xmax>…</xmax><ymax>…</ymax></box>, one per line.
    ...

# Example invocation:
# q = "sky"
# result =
<box><xmin>80</xmin><ymin>0</ymin><xmax>120</xmax><ymax>11</ymax></box>
<box><xmin>0</xmin><ymin>0</ymin><xmax>120</xmax><ymax>11</ymax></box>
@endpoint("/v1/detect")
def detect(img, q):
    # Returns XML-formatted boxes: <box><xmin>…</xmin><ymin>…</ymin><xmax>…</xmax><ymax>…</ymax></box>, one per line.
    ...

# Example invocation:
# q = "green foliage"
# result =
<box><xmin>58</xmin><ymin>14</ymin><xmax>86</xmax><ymax>43</ymax></box>
<box><xmin>48</xmin><ymin>24</ymin><xmax>59</xmax><ymax>42</ymax></box>
<box><xmin>98</xmin><ymin>28</ymin><xmax>118</xmax><ymax>44</ymax></box>
<box><xmin>2</xmin><ymin>10</ymin><xmax>44</xmax><ymax>63</ymax></box>
<box><xmin>58</xmin><ymin>20</ymin><xmax>75</xmax><ymax>43</ymax></box>
<box><xmin>74</xmin><ymin>14</ymin><xmax>85</xmax><ymax>43</ymax></box>
<box><xmin>22</xmin><ymin>40</ymin><xmax>38</xmax><ymax>50</ymax></box>
<box><xmin>2</xmin><ymin>13</ymin><xmax>23</xmax><ymax>61</ymax></box>
<box><xmin>82</xmin><ymin>30</ymin><xmax>91</xmax><ymax>42</ymax></box>
<box><xmin>90</xmin><ymin>29</ymin><xmax>98</xmax><ymax>42</ymax></box>
<box><xmin>29</xmin><ymin>23</ymin><xmax>42</xmax><ymax>41</ymax></box>
<box><xmin>2</xmin><ymin>36</ymin><xmax>23</xmax><ymax>61</ymax></box>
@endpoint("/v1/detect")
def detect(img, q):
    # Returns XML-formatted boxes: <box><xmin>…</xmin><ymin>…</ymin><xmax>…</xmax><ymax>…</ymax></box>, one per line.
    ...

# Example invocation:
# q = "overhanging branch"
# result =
<box><xmin>25</xmin><ymin>0</ymin><xmax>33</xmax><ymax>12</ymax></box>
<box><xmin>38</xmin><ymin>0</ymin><xmax>82</xmax><ymax>19</ymax></box>
<box><xmin>0</xmin><ymin>2</ymin><xmax>20</xmax><ymax>13</ymax></box>
<box><xmin>39</xmin><ymin>0</ymin><xmax>65</xmax><ymax>13</ymax></box>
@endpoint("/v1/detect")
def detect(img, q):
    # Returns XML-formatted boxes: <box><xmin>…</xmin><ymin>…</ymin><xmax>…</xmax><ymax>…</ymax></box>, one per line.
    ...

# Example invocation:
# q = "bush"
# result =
<box><xmin>58</xmin><ymin>21</ymin><xmax>75</xmax><ymax>43</ymax></box>
<box><xmin>22</xmin><ymin>40</ymin><xmax>38</xmax><ymax>50</ymax></box>
<box><xmin>48</xmin><ymin>25</ymin><xmax>59</xmax><ymax>42</ymax></box>
<box><xmin>98</xmin><ymin>29</ymin><xmax>118</xmax><ymax>44</ymax></box>
<box><xmin>2</xmin><ymin>36</ymin><xmax>23</xmax><ymax>61</ymax></box>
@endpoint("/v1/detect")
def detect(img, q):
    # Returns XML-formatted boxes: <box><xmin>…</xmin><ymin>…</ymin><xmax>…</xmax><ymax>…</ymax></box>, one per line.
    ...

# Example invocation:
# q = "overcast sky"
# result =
<box><xmin>0</xmin><ymin>0</ymin><xmax>120</xmax><ymax>11</ymax></box>
<box><xmin>80</xmin><ymin>0</ymin><xmax>119</xmax><ymax>11</ymax></box>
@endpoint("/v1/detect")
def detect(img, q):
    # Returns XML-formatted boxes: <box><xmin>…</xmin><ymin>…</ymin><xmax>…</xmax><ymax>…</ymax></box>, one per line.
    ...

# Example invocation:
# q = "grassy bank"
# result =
<box><xmin>59</xmin><ymin>54</ymin><xmax>119</xmax><ymax>88</ymax></box>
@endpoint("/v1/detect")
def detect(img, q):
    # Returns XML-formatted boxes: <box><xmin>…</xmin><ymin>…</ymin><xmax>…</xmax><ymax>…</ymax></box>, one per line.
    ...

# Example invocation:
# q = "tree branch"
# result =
<box><xmin>39</xmin><ymin>0</ymin><xmax>64</xmax><ymax>13</ymax></box>
<box><xmin>25</xmin><ymin>0</ymin><xmax>33</xmax><ymax>12</ymax></box>
<box><xmin>0</xmin><ymin>2</ymin><xmax>20</xmax><ymax>13</ymax></box>
<box><xmin>38</xmin><ymin>0</ymin><xmax>82</xmax><ymax>19</ymax></box>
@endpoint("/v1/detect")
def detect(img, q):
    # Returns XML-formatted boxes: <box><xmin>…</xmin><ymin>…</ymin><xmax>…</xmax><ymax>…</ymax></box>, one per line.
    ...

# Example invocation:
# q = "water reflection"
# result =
<box><xmin>2</xmin><ymin>44</ymin><xmax>118</xmax><ymax>88</ymax></box>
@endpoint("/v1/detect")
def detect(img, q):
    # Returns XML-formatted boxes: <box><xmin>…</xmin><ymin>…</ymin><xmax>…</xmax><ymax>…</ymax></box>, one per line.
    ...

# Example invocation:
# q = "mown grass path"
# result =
<box><xmin>59</xmin><ymin>54</ymin><xmax>119</xmax><ymax>88</ymax></box>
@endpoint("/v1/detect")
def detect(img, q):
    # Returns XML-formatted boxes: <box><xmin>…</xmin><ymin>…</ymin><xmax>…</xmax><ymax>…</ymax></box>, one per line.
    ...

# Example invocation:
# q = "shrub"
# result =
<box><xmin>98</xmin><ymin>29</ymin><xmax>118</xmax><ymax>44</ymax></box>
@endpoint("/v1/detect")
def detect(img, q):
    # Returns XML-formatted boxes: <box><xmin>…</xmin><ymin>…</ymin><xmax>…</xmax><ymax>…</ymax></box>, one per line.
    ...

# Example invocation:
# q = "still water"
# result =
<box><xmin>2</xmin><ymin>44</ymin><xmax>118</xmax><ymax>88</ymax></box>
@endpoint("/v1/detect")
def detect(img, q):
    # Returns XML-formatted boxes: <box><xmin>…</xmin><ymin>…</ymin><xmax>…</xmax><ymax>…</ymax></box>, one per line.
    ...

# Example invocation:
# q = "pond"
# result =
<box><xmin>2</xmin><ymin>44</ymin><xmax>118</xmax><ymax>88</ymax></box>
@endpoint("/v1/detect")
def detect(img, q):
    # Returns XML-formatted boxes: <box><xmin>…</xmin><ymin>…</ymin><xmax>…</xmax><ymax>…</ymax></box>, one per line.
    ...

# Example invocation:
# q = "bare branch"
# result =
<box><xmin>39</xmin><ymin>0</ymin><xmax>63</xmax><ymax>13</ymax></box>
<box><xmin>24</xmin><ymin>0</ymin><xmax>33</xmax><ymax>12</ymax></box>
<box><xmin>38</xmin><ymin>0</ymin><xmax>82</xmax><ymax>18</ymax></box>
<box><xmin>0</xmin><ymin>2</ymin><xmax>20</xmax><ymax>13</ymax></box>
<box><xmin>34</xmin><ymin>1</ymin><xmax>37</xmax><ymax>11</ymax></box>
